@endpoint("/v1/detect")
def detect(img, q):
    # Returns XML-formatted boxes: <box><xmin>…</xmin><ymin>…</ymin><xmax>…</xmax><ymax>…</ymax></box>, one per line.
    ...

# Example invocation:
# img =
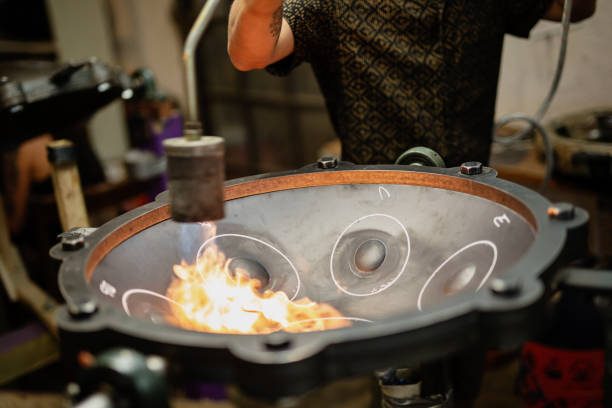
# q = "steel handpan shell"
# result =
<box><xmin>55</xmin><ymin>163</ymin><xmax>588</xmax><ymax>397</ymax></box>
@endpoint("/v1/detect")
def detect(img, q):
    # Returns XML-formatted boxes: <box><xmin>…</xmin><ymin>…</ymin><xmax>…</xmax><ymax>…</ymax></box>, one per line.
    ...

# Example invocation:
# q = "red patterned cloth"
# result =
<box><xmin>267</xmin><ymin>0</ymin><xmax>550</xmax><ymax>166</ymax></box>
<box><xmin>519</xmin><ymin>342</ymin><xmax>604</xmax><ymax>408</ymax></box>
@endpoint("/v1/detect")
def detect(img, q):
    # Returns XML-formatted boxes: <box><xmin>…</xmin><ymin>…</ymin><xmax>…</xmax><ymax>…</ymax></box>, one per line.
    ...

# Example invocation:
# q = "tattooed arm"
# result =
<box><xmin>228</xmin><ymin>0</ymin><xmax>295</xmax><ymax>71</ymax></box>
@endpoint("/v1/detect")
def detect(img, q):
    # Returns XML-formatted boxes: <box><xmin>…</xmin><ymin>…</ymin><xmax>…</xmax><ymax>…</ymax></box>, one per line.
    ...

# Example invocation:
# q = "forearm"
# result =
<box><xmin>228</xmin><ymin>0</ymin><xmax>287</xmax><ymax>70</ymax></box>
<box><xmin>543</xmin><ymin>0</ymin><xmax>596</xmax><ymax>22</ymax></box>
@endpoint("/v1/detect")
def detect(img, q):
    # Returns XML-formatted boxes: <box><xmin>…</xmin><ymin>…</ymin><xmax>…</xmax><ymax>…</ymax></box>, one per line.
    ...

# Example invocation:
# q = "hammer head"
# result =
<box><xmin>163</xmin><ymin>134</ymin><xmax>225</xmax><ymax>223</ymax></box>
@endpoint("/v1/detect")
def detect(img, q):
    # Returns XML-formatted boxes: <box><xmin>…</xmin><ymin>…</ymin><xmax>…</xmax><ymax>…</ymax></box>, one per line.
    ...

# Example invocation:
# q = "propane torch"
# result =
<box><xmin>163</xmin><ymin>0</ymin><xmax>225</xmax><ymax>222</ymax></box>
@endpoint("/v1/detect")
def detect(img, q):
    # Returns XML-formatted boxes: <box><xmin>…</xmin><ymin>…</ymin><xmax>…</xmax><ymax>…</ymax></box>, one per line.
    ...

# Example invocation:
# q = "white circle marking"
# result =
<box><xmin>197</xmin><ymin>234</ymin><xmax>301</xmax><ymax>300</ymax></box>
<box><xmin>330</xmin><ymin>213</ymin><xmax>411</xmax><ymax>297</ymax></box>
<box><xmin>416</xmin><ymin>240</ymin><xmax>498</xmax><ymax>311</ymax></box>
<box><xmin>122</xmin><ymin>288</ymin><xmax>184</xmax><ymax>317</ymax></box>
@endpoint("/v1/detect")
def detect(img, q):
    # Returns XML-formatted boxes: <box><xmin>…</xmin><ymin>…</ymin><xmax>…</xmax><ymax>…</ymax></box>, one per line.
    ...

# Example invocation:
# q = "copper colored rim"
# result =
<box><xmin>85</xmin><ymin>170</ymin><xmax>536</xmax><ymax>281</ymax></box>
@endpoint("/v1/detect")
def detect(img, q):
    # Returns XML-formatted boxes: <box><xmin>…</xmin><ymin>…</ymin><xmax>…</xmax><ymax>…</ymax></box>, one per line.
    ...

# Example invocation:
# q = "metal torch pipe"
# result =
<box><xmin>535</xmin><ymin>0</ymin><xmax>572</xmax><ymax>121</ymax></box>
<box><xmin>183</xmin><ymin>0</ymin><xmax>223</xmax><ymax>127</ymax></box>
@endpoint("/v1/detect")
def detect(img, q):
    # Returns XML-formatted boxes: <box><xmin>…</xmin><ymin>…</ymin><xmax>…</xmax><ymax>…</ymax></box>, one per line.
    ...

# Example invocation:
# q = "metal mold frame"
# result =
<box><xmin>55</xmin><ymin>163</ymin><xmax>588</xmax><ymax>397</ymax></box>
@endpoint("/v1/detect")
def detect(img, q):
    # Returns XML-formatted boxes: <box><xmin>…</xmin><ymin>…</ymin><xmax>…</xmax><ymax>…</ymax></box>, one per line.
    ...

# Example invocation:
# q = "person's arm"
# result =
<box><xmin>543</xmin><ymin>0</ymin><xmax>596</xmax><ymax>22</ymax></box>
<box><xmin>228</xmin><ymin>0</ymin><xmax>295</xmax><ymax>71</ymax></box>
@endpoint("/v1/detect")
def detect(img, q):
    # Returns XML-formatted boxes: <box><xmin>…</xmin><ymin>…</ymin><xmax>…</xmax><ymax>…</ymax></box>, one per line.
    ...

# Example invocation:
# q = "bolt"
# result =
<box><xmin>69</xmin><ymin>299</ymin><xmax>98</xmax><ymax>318</ymax></box>
<box><xmin>146</xmin><ymin>355</ymin><xmax>167</xmax><ymax>373</ymax></box>
<box><xmin>264</xmin><ymin>331</ymin><xmax>292</xmax><ymax>351</ymax></box>
<box><xmin>9</xmin><ymin>105</ymin><xmax>23</xmax><ymax>114</ymax></box>
<box><xmin>58</xmin><ymin>228</ymin><xmax>95</xmax><ymax>250</ymax></box>
<box><xmin>121</xmin><ymin>88</ymin><xmax>134</xmax><ymax>100</ymax></box>
<box><xmin>66</xmin><ymin>382</ymin><xmax>81</xmax><ymax>398</ymax></box>
<box><xmin>97</xmin><ymin>82</ymin><xmax>111</xmax><ymax>93</ymax></box>
<box><xmin>61</xmin><ymin>234</ymin><xmax>85</xmax><ymax>251</ymax></box>
<box><xmin>490</xmin><ymin>278</ymin><xmax>521</xmax><ymax>297</ymax></box>
<box><xmin>547</xmin><ymin>202</ymin><xmax>575</xmax><ymax>220</ymax></box>
<box><xmin>460</xmin><ymin>161</ymin><xmax>483</xmax><ymax>175</ymax></box>
<box><xmin>317</xmin><ymin>157</ymin><xmax>338</xmax><ymax>169</ymax></box>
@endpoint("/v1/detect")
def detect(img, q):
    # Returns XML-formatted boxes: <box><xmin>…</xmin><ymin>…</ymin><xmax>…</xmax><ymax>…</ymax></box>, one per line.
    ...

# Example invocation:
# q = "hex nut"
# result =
<box><xmin>460</xmin><ymin>162</ymin><xmax>483</xmax><ymax>175</ymax></box>
<box><xmin>317</xmin><ymin>157</ymin><xmax>339</xmax><ymax>169</ymax></box>
<box><xmin>490</xmin><ymin>278</ymin><xmax>521</xmax><ymax>297</ymax></box>
<box><xmin>57</xmin><ymin>227</ymin><xmax>96</xmax><ymax>251</ymax></box>
<box><xmin>69</xmin><ymin>300</ymin><xmax>98</xmax><ymax>318</ymax></box>
<box><xmin>62</xmin><ymin>235</ymin><xmax>85</xmax><ymax>251</ymax></box>
<box><xmin>66</xmin><ymin>382</ymin><xmax>81</xmax><ymax>398</ymax></box>
<box><xmin>547</xmin><ymin>202</ymin><xmax>575</xmax><ymax>220</ymax></box>
<box><xmin>146</xmin><ymin>355</ymin><xmax>167</xmax><ymax>373</ymax></box>
<box><xmin>264</xmin><ymin>332</ymin><xmax>292</xmax><ymax>351</ymax></box>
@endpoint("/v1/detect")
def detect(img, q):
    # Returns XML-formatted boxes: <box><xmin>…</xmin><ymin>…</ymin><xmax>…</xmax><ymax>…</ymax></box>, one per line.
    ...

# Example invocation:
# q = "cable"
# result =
<box><xmin>494</xmin><ymin>114</ymin><xmax>554</xmax><ymax>192</ymax></box>
<box><xmin>493</xmin><ymin>0</ymin><xmax>573</xmax><ymax>191</ymax></box>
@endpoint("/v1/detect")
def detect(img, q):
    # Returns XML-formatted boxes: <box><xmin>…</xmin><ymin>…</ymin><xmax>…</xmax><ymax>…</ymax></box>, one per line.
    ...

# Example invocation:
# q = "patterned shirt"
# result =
<box><xmin>268</xmin><ymin>0</ymin><xmax>550</xmax><ymax>166</ymax></box>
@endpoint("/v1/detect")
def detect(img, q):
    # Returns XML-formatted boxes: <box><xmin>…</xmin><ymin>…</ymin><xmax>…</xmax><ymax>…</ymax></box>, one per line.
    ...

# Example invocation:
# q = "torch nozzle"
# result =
<box><xmin>163</xmin><ymin>131</ymin><xmax>225</xmax><ymax>223</ymax></box>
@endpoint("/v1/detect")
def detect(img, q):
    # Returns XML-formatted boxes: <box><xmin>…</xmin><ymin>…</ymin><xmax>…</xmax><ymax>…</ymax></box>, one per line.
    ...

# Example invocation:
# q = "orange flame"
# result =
<box><xmin>165</xmin><ymin>239</ymin><xmax>349</xmax><ymax>334</ymax></box>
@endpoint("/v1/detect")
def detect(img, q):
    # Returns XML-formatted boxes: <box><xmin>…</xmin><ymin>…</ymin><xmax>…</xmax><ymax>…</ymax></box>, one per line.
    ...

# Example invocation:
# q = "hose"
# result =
<box><xmin>493</xmin><ymin>0</ymin><xmax>573</xmax><ymax>192</ymax></box>
<box><xmin>494</xmin><ymin>114</ymin><xmax>554</xmax><ymax>192</ymax></box>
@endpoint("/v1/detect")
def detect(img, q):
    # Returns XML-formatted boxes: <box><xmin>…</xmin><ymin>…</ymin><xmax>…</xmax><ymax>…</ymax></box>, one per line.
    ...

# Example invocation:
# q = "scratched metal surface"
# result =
<box><xmin>91</xmin><ymin>183</ymin><xmax>534</xmax><ymax>324</ymax></box>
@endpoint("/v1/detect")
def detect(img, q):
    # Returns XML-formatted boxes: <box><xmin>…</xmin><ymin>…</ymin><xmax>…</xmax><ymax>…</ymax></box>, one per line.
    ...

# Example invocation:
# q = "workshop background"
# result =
<box><xmin>31</xmin><ymin>0</ymin><xmax>612</xmax><ymax>174</ymax></box>
<box><xmin>0</xmin><ymin>0</ymin><xmax>611</xmax><ymax>407</ymax></box>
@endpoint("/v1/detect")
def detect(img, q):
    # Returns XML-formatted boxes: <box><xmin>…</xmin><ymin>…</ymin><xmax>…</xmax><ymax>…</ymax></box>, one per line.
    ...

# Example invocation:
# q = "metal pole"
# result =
<box><xmin>183</xmin><ymin>0</ymin><xmax>223</xmax><ymax>128</ymax></box>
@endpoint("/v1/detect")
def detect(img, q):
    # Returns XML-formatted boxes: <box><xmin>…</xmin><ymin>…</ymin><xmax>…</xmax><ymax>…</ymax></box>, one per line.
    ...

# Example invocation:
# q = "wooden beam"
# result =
<box><xmin>0</xmin><ymin>195</ymin><xmax>58</xmax><ymax>337</ymax></box>
<box><xmin>47</xmin><ymin>139</ymin><xmax>90</xmax><ymax>230</ymax></box>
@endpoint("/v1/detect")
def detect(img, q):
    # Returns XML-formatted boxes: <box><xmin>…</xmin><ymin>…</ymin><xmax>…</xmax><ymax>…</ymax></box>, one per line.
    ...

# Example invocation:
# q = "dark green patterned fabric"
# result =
<box><xmin>268</xmin><ymin>0</ymin><xmax>550</xmax><ymax>166</ymax></box>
